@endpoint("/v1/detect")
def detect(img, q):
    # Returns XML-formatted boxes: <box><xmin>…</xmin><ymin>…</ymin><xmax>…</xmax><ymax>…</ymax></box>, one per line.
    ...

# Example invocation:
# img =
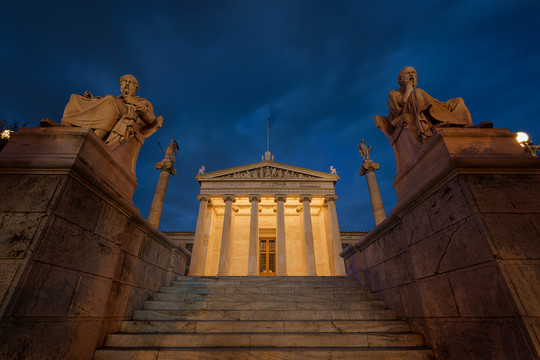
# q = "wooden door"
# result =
<box><xmin>259</xmin><ymin>238</ymin><xmax>276</xmax><ymax>276</ymax></box>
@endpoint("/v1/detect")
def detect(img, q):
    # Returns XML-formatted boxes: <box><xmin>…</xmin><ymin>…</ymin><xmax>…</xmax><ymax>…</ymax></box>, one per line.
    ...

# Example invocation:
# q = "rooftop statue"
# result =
<box><xmin>375</xmin><ymin>66</ymin><xmax>492</xmax><ymax>171</ymax></box>
<box><xmin>155</xmin><ymin>138</ymin><xmax>179</xmax><ymax>175</ymax></box>
<box><xmin>41</xmin><ymin>74</ymin><xmax>163</xmax><ymax>176</ymax></box>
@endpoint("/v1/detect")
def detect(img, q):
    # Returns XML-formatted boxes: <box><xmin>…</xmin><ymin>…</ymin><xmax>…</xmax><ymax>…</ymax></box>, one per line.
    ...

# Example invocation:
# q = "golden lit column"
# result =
<box><xmin>325</xmin><ymin>195</ymin><xmax>347</xmax><ymax>276</ymax></box>
<box><xmin>199</xmin><ymin>201</ymin><xmax>213</xmax><ymax>275</ymax></box>
<box><xmin>247</xmin><ymin>194</ymin><xmax>261</xmax><ymax>275</ymax></box>
<box><xmin>218</xmin><ymin>194</ymin><xmax>236</xmax><ymax>275</ymax></box>
<box><xmin>300</xmin><ymin>194</ymin><xmax>317</xmax><ymax>276</ymax></box>
<box><xmin>274</xmin><ymin>194</ymin><xmax>287</xmax><ymax>276</ymax></box>
<box><xmin>188</xmin><ymin>194</ymin><xmax>211</xmax><ymax>276</ymax></box>
<box><xmin>148</xmin><ymin>159</ymin><xmax>177</xmax><ymax>228</ymax></box>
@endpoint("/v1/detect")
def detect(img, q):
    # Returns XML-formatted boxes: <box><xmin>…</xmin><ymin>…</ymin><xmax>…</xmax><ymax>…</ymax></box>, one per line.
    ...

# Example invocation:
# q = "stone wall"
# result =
<box><xmin>342</xmin><ymin>128</ymin><xmax>540</xmax><ymax>359</ymax></box>
<box><xmin>0</xmin><ymin>128</ymin><xmax>190</xmax><ymax>360</ymax></box>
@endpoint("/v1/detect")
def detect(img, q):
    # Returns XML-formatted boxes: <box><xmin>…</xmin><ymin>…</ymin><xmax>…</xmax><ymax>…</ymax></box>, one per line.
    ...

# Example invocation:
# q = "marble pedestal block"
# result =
<box><xmin>342</xmin><ymin>128</ymin><xmax>540</xmax><ymax>359</ymax></box>
<box><xmin>0</xmin><ymin>127</ymin><xmax>190</xmax><ymax>360</ymax></box>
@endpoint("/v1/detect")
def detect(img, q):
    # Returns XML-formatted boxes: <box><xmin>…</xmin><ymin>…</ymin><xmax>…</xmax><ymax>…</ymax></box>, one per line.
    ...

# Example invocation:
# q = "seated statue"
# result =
<box><xmin>42</xmin><ymin>74</ymin><xmax>162</xmax><ymax>146</ymax></box>
<box><xmin>41</xmin><ymin>75</ymin><xmax>163</xmax><ymax>175</ymax></box>
<box><xmin>375</xmin><ymin>66</ymin><xmax>491</xmax><ymax>171</ymax></box>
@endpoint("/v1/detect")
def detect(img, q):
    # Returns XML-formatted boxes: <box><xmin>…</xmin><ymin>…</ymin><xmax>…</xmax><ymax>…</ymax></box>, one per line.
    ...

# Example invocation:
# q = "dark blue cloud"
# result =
<box><xmin>1</xmin><ymin>0</ymin><xmax>539</xmax><ymax>231</ymax></box>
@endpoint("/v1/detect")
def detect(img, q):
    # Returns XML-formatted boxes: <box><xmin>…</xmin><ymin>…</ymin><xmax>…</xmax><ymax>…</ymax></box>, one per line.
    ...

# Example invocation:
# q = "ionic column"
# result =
<box><xmin>325</xmin><ymin>195</ymin><xmax>347</xmax><ymax>276</ymax></box>
<box><xmin>218</xmin><ymin>195</ymin><xmax>235</xmax><ymax>275</ymax></box>
<box><xmin>274</xmin><ymin>194</ymin><xmax>287</xmax><ymax>276</ymax></box>
<box><xmin>359</xmin><ymin>140</ymin><xmax>386</xmax><ymax>225</ymax></box>
<box><xmin>148</xmin><ymin>139</ymin><xmax>178</xmax><ymax>227</ymax></box>
<box><xmin>189</xmin><ymin>195</ymin><xmax>211</xmax><ymax>276</ymax></box>
<box><xmin>247</xmin><ymin>194</ymin><xmax>261</xmax><ymax>275</ymax></box>
<box><xmin>300</xmin><ymin>195</ymin><xmax>316</xmax><ymax>276</ymax></box>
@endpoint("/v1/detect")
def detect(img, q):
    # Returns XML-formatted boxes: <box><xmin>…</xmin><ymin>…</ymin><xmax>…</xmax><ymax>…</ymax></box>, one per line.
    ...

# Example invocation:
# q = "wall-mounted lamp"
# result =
<box><xmin>516</xmin><ymin>132</ymin><xmax>539</xmax><ymax>157</ymax></box>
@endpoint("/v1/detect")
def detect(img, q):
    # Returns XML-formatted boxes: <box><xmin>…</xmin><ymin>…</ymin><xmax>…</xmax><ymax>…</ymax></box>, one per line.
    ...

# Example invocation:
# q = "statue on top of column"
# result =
<box><xmin>40</xmin><ymin>74</ymin><xmax>163</xmax><ymax>175</ymax></box>
<box><xmin>358</xmin><ymin>139</ymin><xmax>371</xmax><ymax>161</ymax></box>
<box><xmin>374</xmin><ymin>66</ymin><xmax>492</xmax><ymax>172</ymax></box>
<box><xmin>155</xmin><ymin>138</ymin><xmax>179</xmax><ymax>175</ymax></box>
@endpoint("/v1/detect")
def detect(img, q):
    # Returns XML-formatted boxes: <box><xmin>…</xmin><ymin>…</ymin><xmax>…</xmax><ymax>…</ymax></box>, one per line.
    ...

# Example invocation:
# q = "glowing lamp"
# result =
<box><xmin>516</xmin><ymin>132</ymin><xmax>529</xmax><ymax>143</ymax></box>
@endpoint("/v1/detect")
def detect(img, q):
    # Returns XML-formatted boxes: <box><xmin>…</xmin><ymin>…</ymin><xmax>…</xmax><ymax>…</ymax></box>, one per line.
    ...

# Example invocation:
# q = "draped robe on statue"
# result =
<box><xmin>388</xmin><ymin>88</ymin><xmax>472</xmax><ymax>142</ymax></box>
<box><xmin>61</xmin><ymin>94</ymin><xmax>162</xmax><ymax>146</ymax></box>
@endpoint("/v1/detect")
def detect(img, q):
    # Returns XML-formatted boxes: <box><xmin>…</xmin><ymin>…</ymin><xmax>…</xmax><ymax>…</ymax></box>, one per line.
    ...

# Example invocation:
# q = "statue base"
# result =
<box><xmin>343</xmin><ymin>127</ymin><xmax>540</xmax><ymax>359</ymax></box>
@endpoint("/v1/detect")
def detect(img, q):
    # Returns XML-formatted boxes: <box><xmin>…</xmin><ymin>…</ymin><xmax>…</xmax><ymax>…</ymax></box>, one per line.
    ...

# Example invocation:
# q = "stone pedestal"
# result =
<box><xmin>342</xmin><ymin>128</ymin><xmax>540</xmax><ymax>359</ymax></box>
<box><xmin>0</xmin><ymin>127</ymin><xmax>190</xmax><ymax>360</ymax></box>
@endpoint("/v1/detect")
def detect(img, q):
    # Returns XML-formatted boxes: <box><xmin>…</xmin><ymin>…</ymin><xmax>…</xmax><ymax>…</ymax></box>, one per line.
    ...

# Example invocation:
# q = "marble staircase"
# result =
<box><xmin>94</xmin><ymin>276</ymin><xmax>433</xmax><ymax>359</ymax></box>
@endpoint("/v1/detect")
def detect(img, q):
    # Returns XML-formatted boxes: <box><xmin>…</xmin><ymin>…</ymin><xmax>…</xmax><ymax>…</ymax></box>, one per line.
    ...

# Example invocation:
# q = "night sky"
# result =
<box><xmin>1</xmin><ymin>1</ymin><xmax>539</xmax><ymax>232</ymax></box>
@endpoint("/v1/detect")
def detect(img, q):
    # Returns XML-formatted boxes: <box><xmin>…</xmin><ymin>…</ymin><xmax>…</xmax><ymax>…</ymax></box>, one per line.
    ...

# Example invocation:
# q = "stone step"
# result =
<box><xmin>104</xmin><ymin>332</ymin><xmax>426</xmax><ymax>348</ymax></box>
<box><xmin>159</xmin><ymin>285</ymin><xmax>374</xmax><ymax>295</ymax></box>
<box><xmin>143</xmin><ymin>300</ymin><xmax>387</xmax><ymax>311</ymax></box>
<box><xmin>94</xmin><ymin>348</ymin><xmax>434</xmax><ymax>360</ymax></box>
<box><xmin>120</xmin><ymin>320</ymin><xmax>412</xmax><ymax>333</ymax></box>
<box><xmin>171</xmin><ymin>279</ymin><xmax>362</xmax><ymax>288</ymax></box>
<box><xmin>133</xmin><ymin>309</ymin><xmax>398</xmax><ymax>321</ymax></box>
<box><xmin>152</xmin><ymin>291</ymin><xmax>379</xmax><ymax>302</ymax></box>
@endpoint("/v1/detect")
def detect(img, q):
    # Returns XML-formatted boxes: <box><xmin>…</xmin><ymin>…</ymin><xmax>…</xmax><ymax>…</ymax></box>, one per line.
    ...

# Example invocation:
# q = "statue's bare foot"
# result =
<box><xmin>40</xmin><ymin>118</ymin><xmax>65</xmax><ymax>127</ymax></box>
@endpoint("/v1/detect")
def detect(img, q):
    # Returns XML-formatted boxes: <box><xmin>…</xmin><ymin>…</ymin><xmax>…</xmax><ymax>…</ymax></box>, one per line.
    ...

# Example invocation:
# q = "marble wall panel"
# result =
<box><xmin>35</xmin><ymin>216</ymin><xmax>120</xmax><ymax>278</ymax></box>
<box><xmin>55</xmin><ymin>178</ymin><xmax>104</xmax><ymax>232</ymax></box>
<box><xmin>0</xmin><ymin>174</ymin><xmax>63</xmax><ymax>213</ymax></box>
<box><xmin>0</xmin><ymin>262</ymin><xmax>20</xmax><ymax>305</ymax></box>
<box><xmin>68</xmin><ymin>275</ymin><xmax>112</xmax><ymax>317</ymax></box>
<box><xmin>384</xmin><ymin>254</ymin><xmax>411</xmax><ymax>288</ymax></box>
<box><xmin>482</xmin><ymin>213</ymin><xmax>540</xmax><ymax>259</ymax></box>
<box><xmin>464</xmin><ymin>174</ymin><xmax>540</xmax><ymax>214</ymax></box>
<box><xmin>402</xmin><ymin>200</ymin><xmax>434</xmax><ymax>245</ymax></box>
<box><xmin>95</xmin><ymin>204</ymin><xmax>129</xmax><ymax>246</ymax></box>
<box><xmin>448</xmin><ymin>264</ymin><xmax>515</xmax><ymax>317</ymax></box>
<box><xmin>501</xmin><ymin>263</ymin><xmax>540</xmax><ymax>317</ymax></box>
<box><xmin>120</xmin><ymin>223</ymin><xmax>144</xmax><ymax>256</ymax></box>
<box><xmin>0</xmin><ymin>320</ymin><xmax>103</xmax><ymax>360</ymax></box>
<box><xmin>12</xmin><ymin>263</ymin><xmax>79</xmax><ymax>317</ymax></box>
<box><xmin>0</xmin><ymin>212</ymin><xmax>48</xmax><ymax>259</ymax></box>
<box><xmin>417</xmin><ymin>276</ymin><xmax>459</xmax><ymax>317</ymax></box>
<box><xmin>399</xmin><ymin>283</ymin><xmax>424</xmax><ymax>318</ymax></box>
<box><xmin>426</xmin><ymin>178</ymin><xmax>472</xmax><ymax>232</ymax></box>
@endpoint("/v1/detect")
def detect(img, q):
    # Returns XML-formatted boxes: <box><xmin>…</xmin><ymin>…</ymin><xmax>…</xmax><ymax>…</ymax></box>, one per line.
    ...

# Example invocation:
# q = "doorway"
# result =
<box><xmin>259</xmin><ymin>238</ymin><xmax>276</xmax><ymax>276</ymax></box>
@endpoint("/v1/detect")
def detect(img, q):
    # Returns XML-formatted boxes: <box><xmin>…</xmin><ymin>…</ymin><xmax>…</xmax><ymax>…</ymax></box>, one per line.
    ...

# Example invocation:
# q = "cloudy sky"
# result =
<box><xmin>1</xmin><ymin>0</ymin><xmax>539</xmax><ymax>231</ymax></box>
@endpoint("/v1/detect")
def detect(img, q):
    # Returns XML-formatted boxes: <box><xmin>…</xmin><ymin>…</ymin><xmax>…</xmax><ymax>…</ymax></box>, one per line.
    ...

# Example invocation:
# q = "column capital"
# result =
<box><xmin>274</xmin><ymin>194</ymin><xmax>287</xmax><ymax>203</ymax></box>
<box><xmin>223</xmin><ymin>194</ymin><xmax>236</xmax><ymax>203</ymax></box>
<box><xmin>197</xmin><ymin>194</ymin><xmax>211</xmax><ymax>202</ymax></box>
<box><xmin>359</xmin><ymin>160</ymin><xmax>381</xmax><ymax>176</ymax></box>
<box><xmin>248</xmin><ymin>194</ymin><xmax>262</xmax><ymax>202</ymax></box>
<box><xmin>299</xmin><ymin>194</ymin><xmax>312</xmax><ymax>203</ymax></box>
<box><xmin>324</xmin><ymin>194</ymin><xmax>339</xmax><ymax>202</ymax></box>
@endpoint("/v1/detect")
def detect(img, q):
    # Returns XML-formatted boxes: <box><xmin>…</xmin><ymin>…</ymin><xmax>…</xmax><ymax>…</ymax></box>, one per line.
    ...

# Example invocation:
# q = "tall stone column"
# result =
<box><xmin>218</xmin><ymin>194</ymin><xmax>235</xmax><ymax>275</ymax></box>
<box><xmin>300</xmin><ymin>195</ymin><xmax>317</xmax><ymax>276</ymax></box>
<box><xmin>325</xmin><ymin>195</ymin><xmax>346</xmax><ymax>276</ymax></box>
<box><xmin>188</xmin><ymin>195</ymin><xmax>211</xmax><ymax>276</ymax></box>
<box><xmin>274</xmin><ymin>194</ymin><xmax>287</xmax><ymax>276</ymax></box>
<box><xmin>148</xmin><ymin>139</ymin><xmax>178</xmax><ymax>227</ymax></box>
<box><xmin>359</xmin><ymin>140</ymin><xmax>386</xmax><ymax>225</ymax></box>
<box><xmin>247</xmin><ymin>194</ymin><xmax>261</xmax><ymax>275</ymax></box>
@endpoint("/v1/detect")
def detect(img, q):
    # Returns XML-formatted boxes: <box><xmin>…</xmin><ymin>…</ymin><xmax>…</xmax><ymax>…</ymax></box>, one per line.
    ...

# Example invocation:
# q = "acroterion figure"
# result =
<box><xmin>358</xmin><ymin>140</ymin><xmax>386</xmax><ymax>225</ymax></box>
<box><xmin>148</xmin><ymin>138</ymin><xmax>179</xmax><ymax>227</ymax></box>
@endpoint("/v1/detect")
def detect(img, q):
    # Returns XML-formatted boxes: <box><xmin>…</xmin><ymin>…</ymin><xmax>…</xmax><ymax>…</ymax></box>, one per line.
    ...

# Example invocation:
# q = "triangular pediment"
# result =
<box><xmin>197</xmin><ymin>160</ymin><xmax>338</xmax><ymax>181</ymax></box>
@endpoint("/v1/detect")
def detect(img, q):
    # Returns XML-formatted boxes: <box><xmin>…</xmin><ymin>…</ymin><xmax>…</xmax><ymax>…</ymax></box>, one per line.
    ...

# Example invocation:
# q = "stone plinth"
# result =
<box><xmin>0</xmin><ymin>127</ymin><xmax>190</xmax><ymax>360</ymax></box>
<box><xmin>342</xmin><ymin>128</ymin><xmax>540</xmax><ymax>359</ymax></box>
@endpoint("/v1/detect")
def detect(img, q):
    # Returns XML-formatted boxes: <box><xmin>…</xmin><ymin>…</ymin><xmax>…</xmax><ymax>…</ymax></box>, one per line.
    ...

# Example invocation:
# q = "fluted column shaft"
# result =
<box><xmin>247</xmin><ymin>195</ymin><xmax>261</xmax><ymax>275</ymax></box>
<box><xmin>275</xmin><ymin>194</ymin><xmax>287</xmax><ymax>276</ymax></box>
<box><xmin>325</xmin><ymin>195</ymin><xmax>347</xmax><ymax>276</ymax></box>
<box><xmin>218</xmin><ymin>195</ymin><xmax>235</xmax><ymax>275</ymax></box>
<box><xmin>189</xmin><ymin>195</ymin><xmax>211</xmax><ymax>275</ymax></box>
<box><xmin>300</xmin><ymin>195</ymin><xmax>316</xmax><ymax>276</ymax></box>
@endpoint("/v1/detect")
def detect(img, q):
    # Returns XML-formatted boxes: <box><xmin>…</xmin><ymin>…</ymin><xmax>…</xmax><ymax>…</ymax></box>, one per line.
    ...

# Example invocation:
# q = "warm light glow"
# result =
<box><xmin>516</xmin><ymin>132</ymin><xmax>529</xmax><ymax>143</ymax></box>
<box><xmin>1</xmin><ymin>129</ymin><xmax>11</xmax><ymax>139</ymax></box>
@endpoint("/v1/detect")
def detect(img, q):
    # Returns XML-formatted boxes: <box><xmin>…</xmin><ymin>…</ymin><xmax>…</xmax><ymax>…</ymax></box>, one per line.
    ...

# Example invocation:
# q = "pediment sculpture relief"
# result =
<box><xmin>217</xmin><ymin>166</ymin><xmax>317</xmax><ymax>179</ymax></box>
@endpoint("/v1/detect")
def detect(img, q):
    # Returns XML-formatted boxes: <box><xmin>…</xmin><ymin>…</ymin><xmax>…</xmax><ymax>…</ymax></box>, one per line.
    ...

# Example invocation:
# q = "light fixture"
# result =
<box><xmin>516</xmin><ymin>131</ymin><xmax>539</xmax><ymax>156</ymax></box>
<box><xmin>1</xmin><ymin>129</ymin><xmax>11</xmax><ymax>139</ymax></box>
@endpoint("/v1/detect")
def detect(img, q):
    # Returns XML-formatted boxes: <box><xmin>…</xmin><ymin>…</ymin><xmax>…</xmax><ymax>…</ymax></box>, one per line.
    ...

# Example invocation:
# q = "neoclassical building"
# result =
<box><xmin>187</xmin><ymin>152</ymin><xmax>348</xmax><ymax>276</ymax></box>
